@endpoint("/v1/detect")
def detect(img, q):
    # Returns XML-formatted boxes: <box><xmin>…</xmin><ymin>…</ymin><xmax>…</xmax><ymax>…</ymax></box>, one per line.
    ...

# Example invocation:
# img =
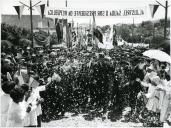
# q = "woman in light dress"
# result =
<box><xmin>140</xmin><ymin>64</ymin><xmax>159</xmax><ymax>112</ymax></box>
<box><xmin>138</xmin><ymin>61</ymin><xmax>171</xmax><ymax>127</ymax></box>
<box><xmin>156</xmin><ymin>63</ymin><xmax>171</xmax><ymax>127</ymax></box>
<box><xmin>137</xmin><ymin>61</ymin><xmax>163</xmax><ymax>127</ymax></box>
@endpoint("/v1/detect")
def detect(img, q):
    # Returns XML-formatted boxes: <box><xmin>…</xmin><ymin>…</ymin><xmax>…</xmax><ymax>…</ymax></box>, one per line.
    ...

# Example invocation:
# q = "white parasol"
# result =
<box><xmin>143</xmin><ymin>49</ymin><xmax>171</xmax><ymax>63</ymax></box>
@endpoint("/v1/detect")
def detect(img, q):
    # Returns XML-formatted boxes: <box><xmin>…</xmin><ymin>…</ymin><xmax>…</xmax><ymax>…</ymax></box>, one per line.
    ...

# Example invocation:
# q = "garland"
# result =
<box><xmin>34</xmin><ymin>33</ymin><xmax>50</xmax><ymax>45</ymax></box>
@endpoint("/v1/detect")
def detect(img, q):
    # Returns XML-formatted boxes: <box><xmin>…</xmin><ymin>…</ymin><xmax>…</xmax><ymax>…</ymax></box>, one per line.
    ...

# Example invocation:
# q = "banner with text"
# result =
<box><xmin>45</xmin><ymin>7</ymin><xmax>147</xmax><ymax>18</ymax></box>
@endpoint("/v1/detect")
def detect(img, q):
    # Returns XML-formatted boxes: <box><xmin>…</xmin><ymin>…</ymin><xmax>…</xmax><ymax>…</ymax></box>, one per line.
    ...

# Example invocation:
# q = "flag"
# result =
<box><xmin>55</xmin><ymin>18</ymin><xmax>58</xmax><ymax>25</ymax></box>
<box><xmin>66</xmin><ymin>0</ymin><xmax>67</xmax><ymax>7</ymax></box>
<box><xmin>56</xmin><ymin>21</ymin><xmax>62</xmax><ymax>42</ymax></box>
<box><xmin>47</xmin><ymin>20</ymin><xmax>50</xmax><ymax>35</ymax></box>
<box><xmin>7</xmin><ymin>72</ymin><xmax>12</xmax><ymax>81</ymax></box>
<box><xmin>91</xmin><ymin>13</ymin><xmax>96</xmax><ymax>36</ymax></box>
<box><xmin>29</xmin><ymin>77</ymin><xmax>39</xmax><ymax>88</ymax></box>
<box><xmin>109</xmin><ymin>25</ymin><xmax>113</xmax><ymax>43</ymax></box>
<box><xmin>47</xmin><ymin>0</ymin><xmax>49</xmax><ymax>7</ymax></box>
<box><xmin>89</xmin><ymin>19</ymin><xmax>91</xmax><ymax>30</ymax></box>
<box><xmin>33</xmin><ymin>35</ymin><xmax>50</xmax><ymax>47</ymax></box>
<box><xmin>59</xmin><ymin>19</ymin><xmax>63</xmax><ymax>39</ymax></box>
<box><xmin>47</xmin><ymin>20</ymin><xmax>50</xmax><ymax>27</ymax></box>
<box><xmin>63</xmin><ymin>19</ymin><xmax>68</xmax><ymax>43</ymax></box>
<box><xmin>94</xmin><ymin>28</ymin><xmax>103</xmax><ymax>43</ymax></box>
<box><xmin>77</xmin><ymin>22</ymin><xmax>79</xmax><ymax>36</ymax></box>
<box><xmin>67</xmin><ymin>23</ymin><xmax>72</xmax><ymax>48</ymax></box>
<box><xmin>71</xmin><ymin>19</ymin><xmax>74</xmax><ymax>29</ymax></box>
<box><xmin>36</xmin><ymin>4</ymin><xmax>46</xmax><ymax>19</ymax></box>
<box><xmin>21</xmin><ymin>71</ymin><xmax>30</xmax><ymax>83</ymax></box>
<box><xmin>14</xmin><ymin>69</ymin><xmax>28</xmax><ymax>85</ymax></box>
<box><xmin>149</xmin><ymin>4</ymin><xmax>159</xmax><ymax>18</ymax></box>
<box><xmin>52</xmin><ymin>72</ymin><xmax>61</xmax><ymax>82</ymax></box>
<box><xmin>92</xmin><ymin>13</ymin><xmax>99</xmax><ymax>48</ymax></box>
<box><xmin>13</xmin><ymin>5</ymin><xmax>25</xmax><ymax>20</ymax></box>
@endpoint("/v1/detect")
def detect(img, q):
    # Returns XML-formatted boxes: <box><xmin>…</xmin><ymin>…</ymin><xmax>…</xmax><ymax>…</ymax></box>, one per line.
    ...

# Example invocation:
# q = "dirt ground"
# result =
<box><xmin>42</xmin><ymin>112</ymin><xmax>143</xmax><ymax>127</ymax></box>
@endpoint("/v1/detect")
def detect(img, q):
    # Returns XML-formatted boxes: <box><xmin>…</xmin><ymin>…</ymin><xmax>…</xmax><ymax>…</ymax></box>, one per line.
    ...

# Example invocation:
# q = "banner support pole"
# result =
<box><xmin>30</xmin><ymin>0</ymin><xmax>34</xmax><ymax>48</ymax></box>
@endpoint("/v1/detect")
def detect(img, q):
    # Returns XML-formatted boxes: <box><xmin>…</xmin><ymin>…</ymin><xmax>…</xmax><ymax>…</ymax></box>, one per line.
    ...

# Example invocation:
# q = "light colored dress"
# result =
<box><xmin>158</xmin><ymin>79</ymin><xmax>167</xmax><ymax>111</ymax></box>
<box><xmin>6</xmin><ymin>101</ymin><xmax>27</xmax><ymax>127</ymax></box>
<box><xmin>0</xmin><ymin>93</ymin><xmax>12</xmax><ymax>127</ymax></box>
<box><xmin>160</xmin><ymin>80</ymin><xmax>171</xmax><ymax>122</ymax></box>
<box><xmin>24</xmin><ymin>86</ymin><xmax>46</xmax><ymax>126</ymax></box>
<box><xmin>144</xmin><ymin>84</ymin><xmax>159</xmax><ymax>112</ymax></box>
<box><xmin>141</xmin><ymin>72</ymin><xmax>159</xmax><ymax>112</ymax></box>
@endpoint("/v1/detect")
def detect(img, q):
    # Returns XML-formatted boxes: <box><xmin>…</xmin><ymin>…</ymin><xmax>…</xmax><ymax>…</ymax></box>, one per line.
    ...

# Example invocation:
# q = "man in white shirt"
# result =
<box><xmin>24</xmin><ymin>75</ymin><xmax>52</xmax><ymax>127</ymax></box>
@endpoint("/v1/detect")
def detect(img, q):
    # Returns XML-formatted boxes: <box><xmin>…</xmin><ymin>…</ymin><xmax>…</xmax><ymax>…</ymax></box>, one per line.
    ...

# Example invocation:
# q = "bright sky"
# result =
<box><xmin>0</xmin><ymin>0</ymin><xmax>170</xmax><ymax>25</ymax></box>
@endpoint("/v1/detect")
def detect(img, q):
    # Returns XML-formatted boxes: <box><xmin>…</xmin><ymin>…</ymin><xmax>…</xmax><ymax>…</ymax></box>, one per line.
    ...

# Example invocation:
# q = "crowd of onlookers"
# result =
<box><xmin>123</xmin><ymin>57</ymin><xmax>171</xmax><ymax>127</ymax></box>
<box><xmin>1</xmin><ymin>44</ymin><xmax>171</xmax><ymax>127</ymax></box>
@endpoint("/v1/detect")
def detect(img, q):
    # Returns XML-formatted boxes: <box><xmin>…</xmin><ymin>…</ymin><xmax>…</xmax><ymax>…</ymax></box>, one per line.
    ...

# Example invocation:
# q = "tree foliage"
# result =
<box><xmin>1</xmin><ymin>23</ymin><xmax>31</xmax><ymax>46</ymax></box>
<box><xmin>115</xmin><ymin>18</ymin><xmax>170</xmax><ymax>44</ymax></box>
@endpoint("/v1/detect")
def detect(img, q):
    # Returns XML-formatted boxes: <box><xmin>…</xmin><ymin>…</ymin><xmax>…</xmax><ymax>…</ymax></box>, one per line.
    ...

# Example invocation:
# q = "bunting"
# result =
<box><xmin>66</xmin><ymin>0</ymin><xmax>67</xmax><ymax>7</ymax></box>
<box><xmin>47</xmin><ymin>0</ymin><xmax>49</xmax><ymax>7</ymax></box>
<box><xmin>36</xmin><ymin>4</ymin><xmax>46</xmax><ymax>19</ymax></box>
<box><xmin>91</xmin><ymin>13</ymin><xmax>96</xmax><ymax>35</ymax></box>
<box><xmin>63</xmin><ymin>19</ymin><xmax>68</xmax><ymax>43</ymax></box>
<box><xmin>67</xmin><ymin>23</ymin><xmax>72</xmax><ymax>48</ymax></box>
<box><xmin>91</xmin><ymin>13</ymin><xmax>98</xmax><ymax>48</ymax></box>
<box><xmin>13</xmin><ymin>5</ymin><xmax>25</xmax><ymax>20</ymax></box>
<box><xmin>29</xmin><ymin>77</ymin><xmax>39</xmax><ymax>88</ymax></box>
<box><xmin>149</xmin><ymin>4</ymin><xmax>159</xmax><ymax>18</ymax></box>
<box><xmin>56</xmin><ymin>20</ymin><xmax>63</xmax><ymax>42</ymax></box>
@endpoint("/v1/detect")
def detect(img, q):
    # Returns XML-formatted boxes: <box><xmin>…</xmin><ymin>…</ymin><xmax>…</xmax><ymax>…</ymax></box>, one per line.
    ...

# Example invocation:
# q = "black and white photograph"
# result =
<box><xmin>0</xmin><ymin>0</ymin><xmax>171</xmax><ymax>127</ymax></box>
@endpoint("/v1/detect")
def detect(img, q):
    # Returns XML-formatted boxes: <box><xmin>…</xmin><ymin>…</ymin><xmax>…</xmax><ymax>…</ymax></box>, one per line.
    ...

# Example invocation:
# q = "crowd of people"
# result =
<box><xmin>1</xmin><ymin>43</ymin><xmax>171</xmax><ymax>127</ymax></box>
<box><xmin>123</xmin><ymin>57</ymin><xmax>171</xmax><ymax>127</ymax></box>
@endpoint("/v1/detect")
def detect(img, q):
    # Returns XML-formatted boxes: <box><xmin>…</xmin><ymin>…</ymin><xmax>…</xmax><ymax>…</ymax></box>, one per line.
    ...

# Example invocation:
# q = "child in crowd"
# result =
<box><xmin>6</xmin><ymin>87</ymin><xmax>28</xmax><ymax>127</ymax></box>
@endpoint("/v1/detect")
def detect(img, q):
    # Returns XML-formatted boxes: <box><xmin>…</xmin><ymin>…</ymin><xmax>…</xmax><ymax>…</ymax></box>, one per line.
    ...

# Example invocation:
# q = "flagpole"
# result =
<box><xmin>164</xmin><ymin>0</ymin><xmax>168</xmax><ymax>39</ymax></box>
<box><xmin>65</xmin><ymin>0</ymin><xmax>69</xmax><ymax>49</ymax></box>
<box><xmin>30</xmin><ymin>0</ymin><xmax>34</xmax><ymax>48</ymax></box>
<box><xmin>47</xmin><ymin>0</ymin><xmax>50</xmax><ymax>36</ymax></box>
<box><xmin>156</xmin><ymin>0</ymin><xmax>170</xmax><ymax>39</ymax></box>
<box><xmin>77</xmin><ymin>22</ymin><xmax>78</xmax><ymax>37</ymax></box>
<box><xmin>19</xmin><ymin>0</ymin><xmax>42</xmax><ymax>48</ymax></box>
